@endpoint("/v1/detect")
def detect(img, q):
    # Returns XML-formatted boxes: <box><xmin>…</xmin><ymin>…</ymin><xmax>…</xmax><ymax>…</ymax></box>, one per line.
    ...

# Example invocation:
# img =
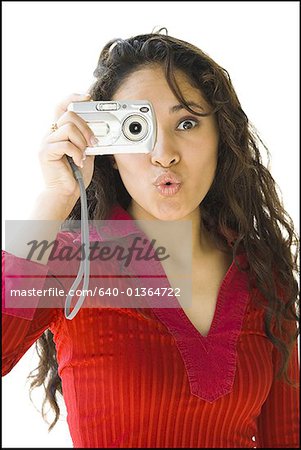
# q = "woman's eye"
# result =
<box><xmin>177</xmin><ymin>118</ymin><xmax>199</xmax><ymax>131</ymax></box>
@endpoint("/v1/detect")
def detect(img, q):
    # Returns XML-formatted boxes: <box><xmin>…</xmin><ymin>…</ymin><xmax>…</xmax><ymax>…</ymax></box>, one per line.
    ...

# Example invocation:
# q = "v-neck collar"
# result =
<box><xmin>148</xmin><ymin>253</ymin><xmax>250</xmax><ymax>401</ymax></box>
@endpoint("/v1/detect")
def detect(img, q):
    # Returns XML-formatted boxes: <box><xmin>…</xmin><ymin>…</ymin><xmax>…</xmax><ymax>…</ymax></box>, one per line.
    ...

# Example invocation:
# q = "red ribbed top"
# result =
<box><xmin>2</xmin><ymin>204</ymin><xmax>300</xmax><ymax>448</ymax></box>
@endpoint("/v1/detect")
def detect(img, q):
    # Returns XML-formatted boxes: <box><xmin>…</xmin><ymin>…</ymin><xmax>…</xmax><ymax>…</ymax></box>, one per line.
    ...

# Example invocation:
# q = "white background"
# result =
<box><xmin>2</xmin><ymin>1</ymin><xmax>299</xmax><ymax>448</ymax></box>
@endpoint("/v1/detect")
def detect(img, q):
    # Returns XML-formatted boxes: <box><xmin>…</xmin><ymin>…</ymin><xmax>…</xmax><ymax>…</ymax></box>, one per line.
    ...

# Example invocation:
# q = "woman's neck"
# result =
<box><xmin>126</xmin><ymin>201</ymin><xmax>216</xmax><ymax>264</ymax></box>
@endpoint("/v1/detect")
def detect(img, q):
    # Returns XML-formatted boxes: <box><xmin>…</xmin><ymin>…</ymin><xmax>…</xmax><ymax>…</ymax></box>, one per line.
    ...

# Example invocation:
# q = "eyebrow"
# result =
<box><xmin>169</xmin><ymin>102</ymin><xmax>205</xmax><ymax>113</ymax></box>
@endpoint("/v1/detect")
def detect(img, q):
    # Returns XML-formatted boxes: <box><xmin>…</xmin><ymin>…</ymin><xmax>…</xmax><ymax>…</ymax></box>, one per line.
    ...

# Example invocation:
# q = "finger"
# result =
<box><xmin>53</xmin><ymin>93</ymin><xmax>91</xmax><ymax>122</ymax></box>
<box><xmin>46</xmin><ymin>122</ymin><xmax>87</xmax><ymax>154</ymax></box>
<box><xmin>56</xmin><ymin>111</ymin><xmax>97</xmax><ymax>147</ymax></box>
<box><xmin>40</xmin><ymin>141</ymin><xmax>85</xmax><ymax>168</ymax></box>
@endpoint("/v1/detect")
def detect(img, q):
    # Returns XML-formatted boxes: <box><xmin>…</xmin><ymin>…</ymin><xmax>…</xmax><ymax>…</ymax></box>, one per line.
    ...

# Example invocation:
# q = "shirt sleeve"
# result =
<box><xmin>2</xmin><ymin>250</ymin><xmax>62</xmax><ymax>376</ymax></box>
<box><xmin>256</xmin><ymin>316</ymin><xmax>300</xmax><ymax>448</ymax></box>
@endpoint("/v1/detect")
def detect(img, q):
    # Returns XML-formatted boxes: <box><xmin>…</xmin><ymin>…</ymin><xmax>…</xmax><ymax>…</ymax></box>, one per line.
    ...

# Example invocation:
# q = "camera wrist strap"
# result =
<box><xmin>63</xmin><ymin>156</ymin><xmax>90</xmax><ymax>319</ymax></box>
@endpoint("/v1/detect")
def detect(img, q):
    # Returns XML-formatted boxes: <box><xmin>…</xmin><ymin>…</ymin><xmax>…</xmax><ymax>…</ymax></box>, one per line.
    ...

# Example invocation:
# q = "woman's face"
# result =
<box><xmin>112</xmin><ymin>65</ymin><xmax>219</xmax><ymax>221</ymax></box>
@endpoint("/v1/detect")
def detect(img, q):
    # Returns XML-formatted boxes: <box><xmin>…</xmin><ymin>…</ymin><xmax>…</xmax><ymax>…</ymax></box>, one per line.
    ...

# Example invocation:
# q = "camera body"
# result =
<box><xmin>68</xmin><ymin>100</ymin><xmax>157</xmax><ymax>155</ymax></box>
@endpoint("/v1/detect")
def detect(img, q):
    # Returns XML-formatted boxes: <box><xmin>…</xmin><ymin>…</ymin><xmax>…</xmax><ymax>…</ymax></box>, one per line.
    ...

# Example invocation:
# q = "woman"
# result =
<box><xmin>2</xmin><ymin>31</ymin><xmax>299</xmax><ymax>448</ymax></box>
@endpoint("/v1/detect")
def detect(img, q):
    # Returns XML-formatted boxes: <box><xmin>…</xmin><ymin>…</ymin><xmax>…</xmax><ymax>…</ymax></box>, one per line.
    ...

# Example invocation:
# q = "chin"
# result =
<box><xmin>157</xmin><ymin>213</ymin><xmax>183</xmax><ymax>221</ymax></box>
<box><xmin>154</xmin><ymin>204</ymin><xmax>186</xmax><ymax>221</ymax></box>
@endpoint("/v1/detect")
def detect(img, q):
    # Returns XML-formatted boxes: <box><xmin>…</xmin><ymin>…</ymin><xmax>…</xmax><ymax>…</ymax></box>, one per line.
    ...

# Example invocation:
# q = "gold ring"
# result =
<box><xmin>50</xmin><ymin>122</ymin><xmax>58</xmax><ymax>133</ymax></box>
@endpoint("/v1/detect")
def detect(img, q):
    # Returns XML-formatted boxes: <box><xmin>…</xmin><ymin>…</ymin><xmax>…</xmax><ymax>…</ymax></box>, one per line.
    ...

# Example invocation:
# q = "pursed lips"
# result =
<box><xmin>152</xmin><ymin>172</ymin><xmax>183</xmax><ymax>197</ymax></box>
<box><xmin>153</xmin><ymin>172</ymin><xmax>182</xmax><ymax>186</ymax></box>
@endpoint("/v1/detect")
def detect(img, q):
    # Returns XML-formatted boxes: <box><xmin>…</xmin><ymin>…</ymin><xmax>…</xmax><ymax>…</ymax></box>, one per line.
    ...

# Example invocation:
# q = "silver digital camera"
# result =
<box><xmin>68</xmin><ymin>100</ymin><xmax>157</xmax><ymax>155</ymax></box>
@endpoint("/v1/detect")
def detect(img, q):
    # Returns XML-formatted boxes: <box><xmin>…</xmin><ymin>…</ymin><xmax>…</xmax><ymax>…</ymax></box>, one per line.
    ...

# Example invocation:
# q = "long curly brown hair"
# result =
<box><xmin>27</xmin><ymin>30</ymin><xmax>299</xmax><ymax>431</ymax></box>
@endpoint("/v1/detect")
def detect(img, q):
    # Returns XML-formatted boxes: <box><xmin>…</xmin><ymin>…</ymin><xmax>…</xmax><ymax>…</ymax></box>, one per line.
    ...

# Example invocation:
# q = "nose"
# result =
<box><xmin>150</xmin><ymin>128</ymin><xmax>180</xmax><ymax>167</ymax></box>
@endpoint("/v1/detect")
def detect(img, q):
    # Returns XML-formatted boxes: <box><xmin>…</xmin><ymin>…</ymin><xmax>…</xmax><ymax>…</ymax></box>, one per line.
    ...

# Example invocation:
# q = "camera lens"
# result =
<box><xmin>129</xmin><ymin>122</ymin><xmax>142</xmax><ymax>135</ymax></box>
<box><xmin>122</xmin><ymin>115</ymin><xmax>148</xmax><ymax>141</ymax></box>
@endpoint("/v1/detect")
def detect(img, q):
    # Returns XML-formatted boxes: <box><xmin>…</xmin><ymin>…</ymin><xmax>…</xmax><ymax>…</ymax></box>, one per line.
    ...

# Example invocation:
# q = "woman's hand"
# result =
<box><xmin>38</xmin><ymin>93</ymin><xmax>97</xmax><ymax>201</ymax></box>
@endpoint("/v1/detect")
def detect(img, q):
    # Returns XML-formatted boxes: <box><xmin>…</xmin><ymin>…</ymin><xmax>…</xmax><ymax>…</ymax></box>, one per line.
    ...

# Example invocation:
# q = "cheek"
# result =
<box><xmin>115</xmin><ymin>155</ymin><xmax>140</xmax><ymax>172</ymax></box>
<box><xmin>115</xmin><ymin>156</ymin><xmax>149</xmax><ymax>186</ymax></box>
<box><xmin>188</xmin><ymin>146</ymin><xmax>218</xmax><ymax>174</ymax></box>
